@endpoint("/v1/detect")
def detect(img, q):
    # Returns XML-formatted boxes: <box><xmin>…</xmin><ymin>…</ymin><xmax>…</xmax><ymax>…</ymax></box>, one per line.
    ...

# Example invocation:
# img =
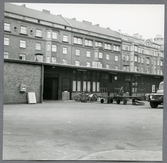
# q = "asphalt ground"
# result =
<box><xmin>3</xmin><ymin>100</ymin><xmax>163</xmax><ymax>161</ymax></box>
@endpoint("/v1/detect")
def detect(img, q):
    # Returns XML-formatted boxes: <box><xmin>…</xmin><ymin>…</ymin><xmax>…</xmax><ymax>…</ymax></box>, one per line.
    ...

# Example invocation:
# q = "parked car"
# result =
<box><xmin>148</xmin><ymin>81</ymin><xmax>163</xmax><ymax>108</ymax></box>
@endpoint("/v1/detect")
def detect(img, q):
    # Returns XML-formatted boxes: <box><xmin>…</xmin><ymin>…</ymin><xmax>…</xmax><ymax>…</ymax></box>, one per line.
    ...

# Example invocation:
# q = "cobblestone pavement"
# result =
<box><xmin>3</xmin><ymin>101</ymin><xmax>163</xmax><ymax>161</ymax></box>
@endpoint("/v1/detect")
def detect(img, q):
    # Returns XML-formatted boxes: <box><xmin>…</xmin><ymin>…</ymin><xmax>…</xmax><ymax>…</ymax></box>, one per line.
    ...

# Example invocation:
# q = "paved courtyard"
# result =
<box><xmin>3</xmin><ymin>100</ymin><xmax>163</xmax><ymax>161</ymax></box>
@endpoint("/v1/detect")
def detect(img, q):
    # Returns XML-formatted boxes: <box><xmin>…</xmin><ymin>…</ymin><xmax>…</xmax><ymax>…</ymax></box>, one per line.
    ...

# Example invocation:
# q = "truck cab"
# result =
<box><xmin>149</xmin><ymin>81</ymin><xmax>163</xmax><ymax>108</ymax></box>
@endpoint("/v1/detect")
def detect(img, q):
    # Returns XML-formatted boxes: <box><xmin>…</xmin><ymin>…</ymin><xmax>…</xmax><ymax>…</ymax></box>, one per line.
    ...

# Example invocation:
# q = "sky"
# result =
<box><xmin>12</xmin><ymin>3</ymin><xmax>164</xmax><ymax>40</ymax></box>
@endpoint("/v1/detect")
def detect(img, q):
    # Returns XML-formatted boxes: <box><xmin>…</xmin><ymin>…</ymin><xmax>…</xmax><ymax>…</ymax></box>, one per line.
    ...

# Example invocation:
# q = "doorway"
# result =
<box><xmin>43</xmin><ymin>77</ymin><xmax>58</xmax><ymax>100</ymax></box>
<box><xmin>125</xmin><ymin>81</ymin><xmax>132</xmax><ymax>96</ymax></box>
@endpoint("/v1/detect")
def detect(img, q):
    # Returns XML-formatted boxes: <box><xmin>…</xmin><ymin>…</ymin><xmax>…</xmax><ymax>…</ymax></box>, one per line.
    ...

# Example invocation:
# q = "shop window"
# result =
<box><xmin>72</xmin><ymin>81</ymin><xmax>76</xmax><ymax>91</ymax></box>
<box><xmin>4</xmin><ymin>37</ymin><xmax>9</xmax><ymax>46</ymax></box>
<box><xmin>20</xmin><ymin>40</ymin><xmax>26</xmax><ymax>48</ymax></box>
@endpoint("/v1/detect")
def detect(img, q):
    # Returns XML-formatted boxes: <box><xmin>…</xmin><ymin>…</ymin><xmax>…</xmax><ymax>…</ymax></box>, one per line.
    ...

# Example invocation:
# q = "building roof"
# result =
<box><xmin>5</xmin><ymin>3</ymin><xmax>121</xmax><ymax>40</ymax></box>
<box><xmin>66</xmin><ymin>18</ymin><xmax>121</xmax><ymax>39</ymax></box>
<box><xmin>5</xmin><ymin>3</ymin><xmax>70</xmax><ymax>27</ymax></box>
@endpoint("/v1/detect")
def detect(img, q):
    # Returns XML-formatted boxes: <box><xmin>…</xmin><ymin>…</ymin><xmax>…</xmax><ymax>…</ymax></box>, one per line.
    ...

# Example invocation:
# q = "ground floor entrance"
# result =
<box><xmin>43</xmin><ymin>77</ymin><xmax>58</xmax><ymax>100</ymax></box>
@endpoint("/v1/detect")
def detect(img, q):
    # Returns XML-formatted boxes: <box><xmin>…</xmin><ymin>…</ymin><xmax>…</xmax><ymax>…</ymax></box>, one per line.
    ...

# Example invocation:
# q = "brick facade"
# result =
<box><xmin>4</xmin><ymin>62</ymin><xmax>42</xmax><ymax>104</ymax></box>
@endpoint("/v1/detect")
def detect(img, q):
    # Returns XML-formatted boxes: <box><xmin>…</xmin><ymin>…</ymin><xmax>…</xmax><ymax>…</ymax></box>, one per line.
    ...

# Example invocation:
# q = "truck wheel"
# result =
<box><xmin>123</xmin><ymin>100</ymin><xmax>127</xmax><ymax>105</ymax></box>
<box><xmin>117</xmin><ymin>99</ymin><xmax>121</xmax><ymax>104</ymax></box>
<box><xmin>150</xmin><ymin>102</ymin><xmax>158</xmax><ymax>108</ymax></box>
<box><xmin>100</xmin><ymin>99</ymin><xmax>104</xmax><ymax>103</ymax></box>
<box><xmin>110</xmin><ymin>98</ymin><xmax>113</xmax><ymax>103</ymax></box>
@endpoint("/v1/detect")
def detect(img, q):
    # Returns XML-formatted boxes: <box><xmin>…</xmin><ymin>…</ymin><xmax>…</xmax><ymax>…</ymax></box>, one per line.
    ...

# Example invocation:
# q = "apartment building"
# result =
<box><xmin>4</xmin><ymin>3</ymin><xmax>163</xmax><ymax>104</ymax></box>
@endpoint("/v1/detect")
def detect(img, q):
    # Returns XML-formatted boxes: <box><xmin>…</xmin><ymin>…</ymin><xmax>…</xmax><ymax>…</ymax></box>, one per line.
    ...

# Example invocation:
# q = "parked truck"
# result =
<box><xmin>148</xmin><ymin>81</ymin><xmax>163</xmax><ymax>108</ymax></box>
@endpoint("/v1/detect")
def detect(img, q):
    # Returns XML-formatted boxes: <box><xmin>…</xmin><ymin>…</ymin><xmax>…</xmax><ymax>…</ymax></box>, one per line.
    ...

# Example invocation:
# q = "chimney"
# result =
<box><xmin>95</xmin><ymin>24</ymin><xmax>99</xmax><ymax>26</ymax></box>
<box><xmin>21</xmin><ymin>4</ymin><xmax>26</xmax><ymax>7</ymax></box>
<box><xmin>82</xmin><ymin>20</ymin><xmax>92</xmax><ymax>25</ymax></box>
<box><xmin>133</xmin><ymin>33</ymin><xmax>139</xmax><ymax>38</ymax></box>
<box><xmin>42</xmin><ymin>9</ymin><xmax>50</xmax><ymax>14</ymax></box>
<box><xmin>118</xmin><ymin>29</ymin><xmax>121</xmax><ymax>33</ymax></box>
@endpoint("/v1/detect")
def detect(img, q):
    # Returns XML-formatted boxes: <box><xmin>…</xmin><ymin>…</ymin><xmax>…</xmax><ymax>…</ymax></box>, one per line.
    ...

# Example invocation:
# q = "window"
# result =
<box><xmin>63</xmin><ymin>47</ymin><xmax>68</xmax><ymax>54</ymax></box>
<box><xmin>146</xmin><ymin>58</ymin><xmax>150</xmax><ymax>64</ymax></box>
<box><xmin>160</xmin><ymin>60</ymin><xmax>163</xmax><ymax>66</ymax></box>
<box><xmin>160</xmin><ymin>70</ymin><xmax>163</xmax><ymax>75</ymax></box>
<box><xmin>141</xmin><ymin>58</ymin><xmax>144</xmax><ymax>63</ymax></box>
<box><xmin>113</xmin><ymin>45</ymin><xmax>120</xmax><ymax>51</ymax></box>
<box><xmin>146</xmin><ymin>67</ymin><xmax>149</xmax><ymax>73</ymax></box>
<box><xmin>157</xmin><ymin>69</ymin><xmax>160</xmax><ymax>74</ymax></box>
<box><xmin>47</xmin><ymin>31</ymin><xmax>51</xmax><ymax>39</ymax></box>
<box><xmin>134</xmin><ymin>66</ymin><xmax>137</xmax><ymax>72</ymax></box>
<box><xmin>126</xmin><ymin>55</ymin><xmax>129</xmax><ymax>61</ymax></box>
<box><xmin>115</xmin><ymin>65</ymin><xmax>118</xmax><ymax>70</ymax></box>
<box><xmin>20</xmin><ymin>26</ymin><xmax>27</xmax><ymax>34</ymax></box>
<box><xmin>154</xmin><ymin>60</ymin><xmax>156</xmax><ymax>65</ymax></box>
<box><xmin>138</xmin><ymin>48</ymin><xmax>141</xmax><ymax>53</ymax></box>
<box><xmin>86</xmin><ymin>51</ymin><xmax>91</xmax><ymax>57</ymax></box>
<box><xmin>157</xmin><ymin>60</ymin><xmax>159</xmax><ymax>66</ymax></box>
<box><xmin>52</xmin><ymin>45</ymin><xmax>57</xmax><ymax>52</ymax></box>
<box><xmin>106</xmin><ymin>64</ymin><xmax>110</xmax><ymax>69</ymax></box>
<box><xmin>35</xmin><ymin>55</ymin><xmax>43</xmax><ymax>62</ymax></box>
<box><xmin>47</xmin><ymin>43</ymin><xmax>51</xmax><ymax>51</ymax></box>
<box><xmin>106</xmin><ymin>54</ymin><xmax>109</xmax><ymax>60</ymax></box>
<box><xmin>86</xmin><ymin>62</ymin><xmax>91</xmax><ymax>67</ymax></box>
<box><xmin>104</xmin><ymin>43</ymin><xmax>112</xmax><ymax>50</ymax></box>
<box><xmin>52</xmin><ymin>32</ymin><xmax>58</xmax><ymax>39</ymax></box>
<box><xmin>35</xmin><ymin>43</ymin><xmax>41</xmax><ymax>50</ymax></box>
<box><xmin>75</xmin><ymin>60</ymin><xmax>80</xmax><ymax>66</ymax></box>
<box><xmin>46</xmin><ymin>56</ymin><xmax>50</xmax><ymax>63</ymax></box>
<box><xmin>51</xmin><ymin>57</ymin><xmax>56</xmax><ymax>63</ymax></box>
<box><xmin>74</xmin><ymin>37</ymin><xmax>82</xmax><ymax>45</ymax></box>
<box><xmin>134</xmin><ymin>46</ymin><xmax>138</xmax><ymax>52</ymax></box>
<box><xmin>4</xmin><ymin>23</ymin><xmax>10</xmax><ymax>31</ymax></box>
<box><xmin>115</xmin><ymin>55</ymin><xmax>118</xmax><ymax>61</ymax></box>
<box><xmin>99</xmin><ymin>52</ymin><xmax>103</xmax><ymax>58</ymax></box>
<box><xmin>63</xmin><ymin>59</ymin><xmax>67</xmax><ymax>64</ymax></box>
<box><xmin>4</xmin><ymin>51</ymin><xmax>9</xmax><ymax>59</ymax></box>
<box><xmin>76</xmin><ymin>49</ymin><xmax>80</xmax><ymax>56</ymax></box>
<box><xmin>19</xmin><ymin>54</ymin><xmax>26</xmax><ymax>60</ymax></box>
<box><xmin>85</xmin><ymin>39</ymin><xmax>93</xmax><ymax>46</ymax></box>
<box><xmin>63</xmin><ymin>35</ymin><xmax>68</xmax><ymax>42</ymax></box>
<box><xmin>134</xmin><ymin>56</ymin><xmax>137</xmax><ymax>62</ymax></box>
<box><xmin>36</xmin><ymin>29</ymin><xmax>42</xmax><ymax>37</ymax></box>
<box><xmin>20</xmin><ymin>40</ymin><xmax>26</xmax><ymax>48</ymax></box>
<box><xmin>95</xmin><ymin>41</ymin><xmax>103</xmax><ymax>48</ymax></box>
<box><xmin>4</xmin><ymin>37</ymin><xmax>9</xmax><ymax>46</ymax></box>
<box><xmin>138</xmin><ymin>57</ymin><xmax>140</xmax><ymax>63</ymax></box>
<box><xmin>141</xmin><ymin>67</ymin><xmax>144</xmax><ymax>72</ymax></box>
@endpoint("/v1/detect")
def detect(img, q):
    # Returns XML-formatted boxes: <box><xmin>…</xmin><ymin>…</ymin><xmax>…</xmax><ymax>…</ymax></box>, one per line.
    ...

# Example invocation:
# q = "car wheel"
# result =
<box><xmin>150</xmin><ymin>102</ymin><xmax>158</xmax><ymax>108</ymax></box>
